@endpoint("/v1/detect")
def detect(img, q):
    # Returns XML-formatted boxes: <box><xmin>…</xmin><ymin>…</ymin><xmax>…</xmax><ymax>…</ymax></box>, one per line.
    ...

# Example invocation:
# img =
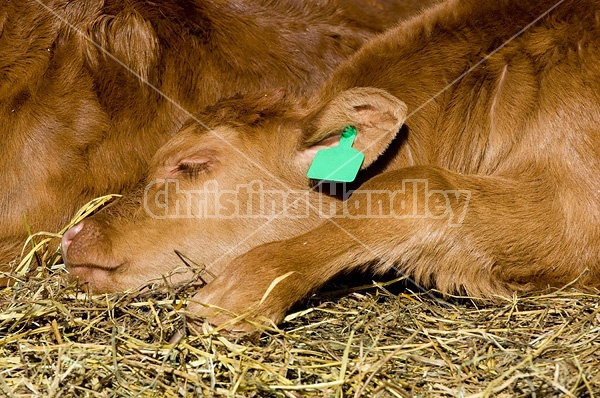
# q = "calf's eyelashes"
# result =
<box><xmin>179</xmin><ymin>159</ymin><xmax>213</xmax><ymax>176</ymax></box>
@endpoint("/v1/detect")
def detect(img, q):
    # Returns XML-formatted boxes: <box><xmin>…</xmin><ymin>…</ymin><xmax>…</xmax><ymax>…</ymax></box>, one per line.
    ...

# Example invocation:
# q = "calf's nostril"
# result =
<box><xmin>61</xmin><ymin>222</ymin><xmax>85</xmax><ymax>256</ymax></box>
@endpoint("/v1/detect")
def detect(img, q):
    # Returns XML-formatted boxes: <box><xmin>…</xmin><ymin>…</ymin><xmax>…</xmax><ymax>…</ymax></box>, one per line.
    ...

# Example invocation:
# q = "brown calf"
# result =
<box><xmin>0</xmin><ymin>0</ymin><xmax>437</xmax><ymax>266</ymax></box>
<box><xmin>62</xmin><ymin>0</ymin><xmax>600</xmax><ymax>330</ymax></box>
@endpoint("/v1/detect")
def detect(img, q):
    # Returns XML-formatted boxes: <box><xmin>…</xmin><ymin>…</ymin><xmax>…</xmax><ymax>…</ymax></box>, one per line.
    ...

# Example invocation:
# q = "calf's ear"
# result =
<box><xmin>298</xmin><ymin>87</ymin><xmax>407</xmax><ymax>170</ymax></box>
<box><xmin>84</xmin><ymin>10</ymin><xmax>159</xmax><ymax>82</ymax></box>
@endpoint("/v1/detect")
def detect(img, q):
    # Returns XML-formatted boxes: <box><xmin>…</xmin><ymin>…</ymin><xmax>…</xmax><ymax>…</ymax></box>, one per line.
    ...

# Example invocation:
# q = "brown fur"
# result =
<box><xmin>0</xmin><ymin>0</ymin><xmax>438</xmax><ymax>265</ymax></box>
<box><xmin>63</xmin><ymin>0</ymin><xmax>600</xmax><ymax>330</ymax></box>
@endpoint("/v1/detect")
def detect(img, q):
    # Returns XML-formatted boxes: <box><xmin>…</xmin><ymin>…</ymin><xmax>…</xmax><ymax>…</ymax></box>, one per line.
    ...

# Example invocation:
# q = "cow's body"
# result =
<box><xmin>62</xmin><ymin>0</ymin><xmax>600</xmax><ymax>330</ymax></box>
<box><xmin>0</xmin><ymin>0</ymin><xmax>437</xmax><ymax>265</ymax></box>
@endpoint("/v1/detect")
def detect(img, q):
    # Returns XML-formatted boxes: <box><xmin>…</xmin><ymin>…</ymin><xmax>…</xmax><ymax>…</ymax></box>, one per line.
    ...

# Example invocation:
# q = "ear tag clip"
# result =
<box><xmin>307</xmin><ymin>126</ymin><xmax>365</xmax><ymax>183</ymax></box>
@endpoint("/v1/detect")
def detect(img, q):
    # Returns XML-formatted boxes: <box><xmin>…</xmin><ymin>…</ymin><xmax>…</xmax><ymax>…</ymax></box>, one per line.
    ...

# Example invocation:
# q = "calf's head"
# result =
<box><xmin>61</xmin><ymin>88</ymin><xmax>407</xmax><ymax>292</ymax></box>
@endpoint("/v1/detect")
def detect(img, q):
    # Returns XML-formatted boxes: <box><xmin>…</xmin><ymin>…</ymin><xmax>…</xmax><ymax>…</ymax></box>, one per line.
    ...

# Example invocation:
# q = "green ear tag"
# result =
<box><xmin>307</xmin><ymin>126</ymin><xmax>365</xmax><ymax>183</ymax></box>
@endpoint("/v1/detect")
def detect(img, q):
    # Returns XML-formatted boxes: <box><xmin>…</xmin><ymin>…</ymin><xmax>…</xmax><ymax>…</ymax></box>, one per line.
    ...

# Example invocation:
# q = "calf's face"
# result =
<box><xmin>61</xmin><ymin>88</ymin><xmax>407</xmax><ymax>292</ymax></box>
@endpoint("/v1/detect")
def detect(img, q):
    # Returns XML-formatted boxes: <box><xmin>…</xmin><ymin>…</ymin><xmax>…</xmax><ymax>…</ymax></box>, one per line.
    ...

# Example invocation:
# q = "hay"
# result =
<box><xmin>1</xmin><ymin>200</ymin><xmax>599</xmax><ymax>397</ymax></box>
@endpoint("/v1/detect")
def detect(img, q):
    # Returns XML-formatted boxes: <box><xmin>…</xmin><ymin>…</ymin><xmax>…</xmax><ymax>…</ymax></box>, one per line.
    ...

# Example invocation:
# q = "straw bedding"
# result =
<box><xmin>1</xmin><ymin>198</ymin><xmax>598</xmax><ymax>397</ymax></box>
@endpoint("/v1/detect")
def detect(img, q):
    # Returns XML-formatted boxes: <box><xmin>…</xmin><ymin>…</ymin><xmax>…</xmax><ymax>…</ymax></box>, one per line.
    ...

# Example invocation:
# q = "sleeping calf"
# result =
<box><xmin>0</xmin><ymin>0</ymin><xmax>437</xmax><ymax>266</ymax></box>
<box><xmin>62</xmin><ymin>0</ymin><xmax>600</xmax><ymax>329</ymax></box>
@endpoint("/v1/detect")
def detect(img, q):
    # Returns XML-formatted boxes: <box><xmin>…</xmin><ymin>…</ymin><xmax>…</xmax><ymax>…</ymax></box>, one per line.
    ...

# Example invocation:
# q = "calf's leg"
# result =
<box><xmin>190</xmin><ymin>166</ymin><xmax>599</xmax><ymax>329</ymax></box>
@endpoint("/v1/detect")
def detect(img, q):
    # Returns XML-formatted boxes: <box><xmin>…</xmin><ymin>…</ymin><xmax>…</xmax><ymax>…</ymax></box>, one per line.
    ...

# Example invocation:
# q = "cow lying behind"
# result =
<box><xmin>0</xmin><ymin>0</ymin><xmax>438</xmax><ymax>266</ymax></box>
<box><xmin>62</xmin><ymin>0</ymin><xmax>600</xmax><ymax>330</ymax></box>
